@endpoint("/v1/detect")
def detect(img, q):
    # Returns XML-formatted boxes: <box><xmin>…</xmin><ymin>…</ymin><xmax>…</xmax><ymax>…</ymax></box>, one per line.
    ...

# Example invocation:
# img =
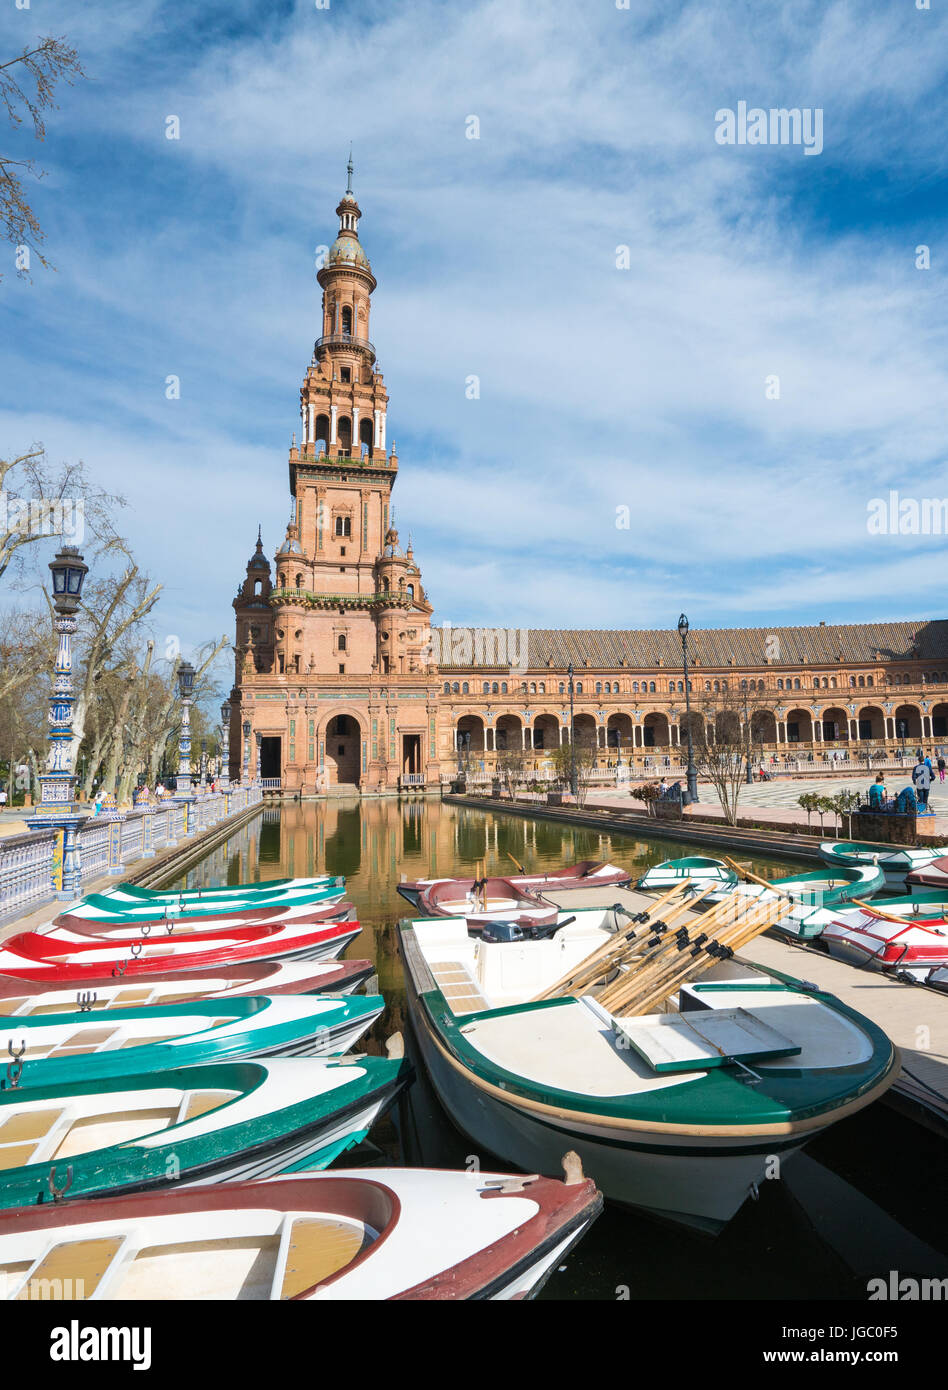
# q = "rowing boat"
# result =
<box><xmin>0</xmin><ymin>919</ymin><xmax>361</xmax><ymax>982</ymax></box>
<box><xmin>906</xmin><ymin>854</ymin><xmax>948</xmax><ymax>891</ymax></box>
<box><xmin>818</xmin><ymin>841</ymin><xmax>943</xmax><ymax>891</ymax></box>
<box><xmin>411</xmin><ymin>877</ymin><xmax>558</xmax><ymax>930</ymax></box>
<box><xmin>0</xmin><ymin>958</ymin><xmax>375</xmax><ymax>1015</ymax></box>
<box><xmin>99</xmin><ymin>876</ymin><xmax>342</xmax><ymax>905</ymax></box>
<box><xmin>0</xmin><ymin>994</ymin><xmax>385</xmax><ymax>1089</ymax></box>
<box><xmin>57</xmin><ymin>883</ymin><xmax>347</xmax><ymax>925</ymax></box>
<box><xmin>53</xmin><ymin>899</ymin><xmax>355</xmax><ymax>933</ymax></box>
<box><xmin>637</xmin><ymin>857</ymin><xmax>738</xmax><ymax>894</ymax></box>
<box><xmin>398</xmin><ymin>911</ymin><xmax>898</xmax><ymax>1232</ymax></box>
<box><xmin>0</xmin><ymin>1055</ymin><xmax>409</xmax><ymax>1206</ymax></box>
<box><xmin>0</xmin><ymin>1166</ymin><xmax>602</xmax><ymax>1299</ymax></box>
<box><xmin>820</xmin><ymin>903</ymin><xmax>948</xmax><ymax>979</ymax></box>
<box><xmin>397</xmin><ymin>861</ymin><xmax>631</xmax><ymax>911</ymax></box>
<box><xmin>701</xmin><ymin>865</ymin><xmax>886</xmax><ymax>940</ymax></box>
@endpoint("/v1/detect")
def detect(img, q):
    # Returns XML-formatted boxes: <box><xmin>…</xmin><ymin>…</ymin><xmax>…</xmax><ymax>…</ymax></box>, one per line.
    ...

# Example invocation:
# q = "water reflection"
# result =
<box><xmin>170</xmin><ymin>798</ymin><xmax>948</xmax><ymax>1299</ymax></box>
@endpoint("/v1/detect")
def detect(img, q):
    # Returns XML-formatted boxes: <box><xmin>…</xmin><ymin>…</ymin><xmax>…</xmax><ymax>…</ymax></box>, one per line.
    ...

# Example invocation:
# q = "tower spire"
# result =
<box><xmin>346</xmin><ymin>146</ymin><xmax>353</xmax><ymax>196</ymax></box>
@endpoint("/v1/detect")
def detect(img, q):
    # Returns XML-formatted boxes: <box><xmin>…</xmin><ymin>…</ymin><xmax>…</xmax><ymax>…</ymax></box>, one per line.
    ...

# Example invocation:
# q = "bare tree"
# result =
<box><xmin>1</xmin><ymin>36</ymin><xmax>85</xmax><ymax>277</ymax></box>
<box><xmin>548</xmin><ymin>735</ymin><xmax>598</xmax><ymax>806</ymax></box>
<box><xmin>688</xmin><ymin>690</ymin><xmax>757</xmax><ymax>826</ymax></box>
<box><xmin>0</xmin><ymin>447</ymin><xmax>126</xmax><ymax>586</ymax></box>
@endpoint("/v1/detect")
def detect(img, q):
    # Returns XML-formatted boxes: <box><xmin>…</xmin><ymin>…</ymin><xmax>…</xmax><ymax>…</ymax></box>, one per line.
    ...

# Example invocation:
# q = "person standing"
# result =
<box><xmin>912</xmin><ymin>754</ymin><xmax>933</xmax><ymax>811</ymax></box>
<box><xmin>939</xmin><ymin>757</ymin><xmax>946</xmax><ymax>784</ymax></box>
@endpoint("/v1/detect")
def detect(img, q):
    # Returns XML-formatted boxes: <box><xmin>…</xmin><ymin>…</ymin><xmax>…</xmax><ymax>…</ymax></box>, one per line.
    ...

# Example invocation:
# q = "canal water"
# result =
<box><xmin>169</xmin><ymin>799</ymin><xmax>948</xmax><ymax>1300</ymax></box>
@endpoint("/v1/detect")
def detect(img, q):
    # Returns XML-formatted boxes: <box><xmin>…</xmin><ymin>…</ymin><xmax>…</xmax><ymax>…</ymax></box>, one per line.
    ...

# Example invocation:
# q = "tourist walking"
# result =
<box><xmin>939</xmin><ymin>757</ymin><xmax>946</xmax><ymax>783</ymax></box>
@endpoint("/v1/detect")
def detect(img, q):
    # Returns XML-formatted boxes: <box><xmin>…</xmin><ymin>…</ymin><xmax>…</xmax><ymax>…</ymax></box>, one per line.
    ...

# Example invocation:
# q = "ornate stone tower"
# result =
<box><xmin>231</xmin><ymin>163</ymin><xmax>442</xmax><ymax>794</ymax></box>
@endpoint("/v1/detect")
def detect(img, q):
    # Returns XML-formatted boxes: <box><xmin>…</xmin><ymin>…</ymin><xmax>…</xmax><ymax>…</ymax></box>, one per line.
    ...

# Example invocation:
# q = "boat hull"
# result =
<box><xmin>405</xmin><ymin>983</ymin><xmax>806</xmax><ymax>1234</ymax></box>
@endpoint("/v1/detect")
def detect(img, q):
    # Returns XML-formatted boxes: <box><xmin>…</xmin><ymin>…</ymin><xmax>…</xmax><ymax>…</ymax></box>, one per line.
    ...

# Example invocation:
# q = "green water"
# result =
<box><xmin>170</xmin><ymin>798</ymin><xmax>948</xmax><ymax>1300</ymax></box>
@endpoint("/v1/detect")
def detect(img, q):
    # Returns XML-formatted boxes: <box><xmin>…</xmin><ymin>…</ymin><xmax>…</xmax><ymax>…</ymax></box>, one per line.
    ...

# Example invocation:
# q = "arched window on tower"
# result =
<box><xmin>338</xmin><ymin>634</ymin><xmax>347</xmax><ymax>652</ymax></box>
<box><xmin>315</xmin><ymin>415</ymin><xmax>330</xmax><ymax>455</ymax></box>
<box><xmin>341</xmin><ymin>305</ymin><xmax>353</xmax><ymax>336</ymax></box>
<box><xmin>254</xmin><ymin>579</ymin><xmax>262</xmax><ymax>595</ymax></box>
<box><xmin>295</xmin><ymin>574</ymin><xmax>302</xmax><ymax>590</ymax></box>
<box><xmin>406</xmin><ymin>584</ymin><xmax>414</xmax><ymax>601</ymax></box>
<box><xmin>337</xmin><ymin>416</ymin><xmax>352</xmax><ymax>455</ymax></box>
<box><xmin>359</xmin><ymin>418</ymin><xmax>373</xmax><ymax>457</ymax></box>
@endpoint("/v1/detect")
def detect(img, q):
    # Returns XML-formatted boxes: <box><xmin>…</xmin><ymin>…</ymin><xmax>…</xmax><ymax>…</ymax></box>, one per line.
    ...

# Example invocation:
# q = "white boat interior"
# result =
<box><xmin>0</xmin><ymin>1060</ymin><xmax>378</xmax><ymax>1172</ymax></box>
<box><xmin>410</xmin><ymin>908</ymin><xmax>620</xmax><ymax>1014</ymax></box>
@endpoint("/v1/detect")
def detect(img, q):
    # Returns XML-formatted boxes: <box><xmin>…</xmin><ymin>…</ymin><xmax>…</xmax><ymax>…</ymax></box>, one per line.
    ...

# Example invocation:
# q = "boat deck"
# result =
<box><xmin>541</xmin><ymin>884</ymin><xmax>948</xmax><ymax>1128</ymax></box>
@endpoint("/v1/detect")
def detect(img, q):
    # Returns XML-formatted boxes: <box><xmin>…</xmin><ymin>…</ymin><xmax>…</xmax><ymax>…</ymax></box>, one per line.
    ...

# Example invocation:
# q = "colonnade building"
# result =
<box><xmin>230</xmin><ymin>172</ymin><xmax>948</xmax><ymax>793</ymax></box>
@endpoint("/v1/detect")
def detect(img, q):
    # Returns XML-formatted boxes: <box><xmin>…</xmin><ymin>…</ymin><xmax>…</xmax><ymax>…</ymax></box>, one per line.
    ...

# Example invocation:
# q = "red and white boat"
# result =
<box><xmin>402</xmin><ymin>877</ymin><xmax>559</xmax><ymax>932</ymax></box>
<box><xmin>906</xmin><ymin>855</ymin><xmax>948</xmax><ymax>891</ymax></box>
<box><xmin>0</xmin><ymin>1163</ymin><xmax>601</xmax><ymax>1300</ymax></box>
<box><xmin>0</xmin><ymin>919</ymin><xmax>360</xmax><ymax>985</ymax></box>
<box><xmin>0</xmin><ymin>956</ymin><xmax>375</xmax><ymax>1015</ymax></box>
<box><xmin>821</xmin><ymin>903</ymin><xmax>948</xmax><ymax>979</ymax></box>
<box><xmin>397</xmin><ymin>859</ymin><xmax>630</xmax><ymax>912</ymax></box>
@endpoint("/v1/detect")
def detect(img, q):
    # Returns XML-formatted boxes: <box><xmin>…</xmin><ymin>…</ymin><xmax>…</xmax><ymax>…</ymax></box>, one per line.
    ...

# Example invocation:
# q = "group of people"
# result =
<box><xmin>868</xmin><ymin>751</ymin><xmax>945</xmax><ymax>815</ymax></box>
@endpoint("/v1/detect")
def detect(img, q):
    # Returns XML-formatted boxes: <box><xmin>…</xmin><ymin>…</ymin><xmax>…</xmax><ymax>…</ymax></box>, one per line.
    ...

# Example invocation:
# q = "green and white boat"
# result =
<box><xmin>61</xmin><ymin>883</ymin><xmax>346</xmax><ymax>924</ymax></box>
<box><xmin>99</xmin><ymin>877</ymin><xmax>341</xmax><ymax>905</ymax></box>
<box><xmin>0</xmin><ymin>1056</ymin><xmax>410</xmax><ymax>1208</ymax></box>
<box><xmin>819</xmin><ymin>841</ymin><xmax>943</xmax><ymax>891</ymax></box>
<box><xmin>1</xmin><ymin>994</ymin><xmax>384</xmax><ymax>1091</ymax></box>
<box><xmin>702</xmin><ymin>864</ymin><xmax>886</xmax><ymax>940</ymax></box>
<box><xmin>398</xmin><ymin>910</ymin><xmax>899</xmax><ymax>1233</ymax></box>
<box><xmin>637</xmin><ymin>857</ymin><xmax>738</xmax><ymax>894</ymax></box>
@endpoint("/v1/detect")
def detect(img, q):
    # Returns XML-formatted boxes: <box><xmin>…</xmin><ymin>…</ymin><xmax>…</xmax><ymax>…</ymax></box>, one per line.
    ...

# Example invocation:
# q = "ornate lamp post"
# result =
<box><xmin>200</xmin><ymin>737</ymin><xmax>208</xmax><ymax>789</ymax></box>
<box><xmin>255</xmin><ymin>731</ymin><xmax>262</xmax><ymax>786</ymax></box>
<box><xmin>567</xmin><ymin>661</ymin><xmax>577</xmax><ymax>796</ymax></box>
<box><xmin>678</xmin><ymin>614</ymin><xmax>699</xmax><ymax>803</ymax></box>
<box><xmin>242</xmin><ymin>720</ymin><xmax>251</xmax><ymax>783</ymax></box>
<box><xmin>176</xmin><ymin>661</ymin><xmax>195</xmax><ymax>795</ymax></box>
<box><xmin>27</xmin><ymin>546</ymin><xmax>89</xmax><ymax>899</ymax></box>
<box><xmin>219</xmin><ymin>701</ymin><xmax>231</xmax><ymax>790</ymax></box>
<box><xmin>742</xmin><ymin>690</ymin><xmax>753</xmax><ymax>784</ymax></box>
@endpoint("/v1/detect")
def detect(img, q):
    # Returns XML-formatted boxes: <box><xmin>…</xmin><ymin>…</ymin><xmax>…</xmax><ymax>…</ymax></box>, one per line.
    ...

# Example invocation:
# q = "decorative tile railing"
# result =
<box><xmin>0</xmin><ymin>830</ymin><xmax>57</xmax><ymax>919</ymax></box>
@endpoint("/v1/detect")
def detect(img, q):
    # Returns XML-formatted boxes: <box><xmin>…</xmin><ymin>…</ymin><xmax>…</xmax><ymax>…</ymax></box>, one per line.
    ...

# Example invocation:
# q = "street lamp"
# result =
<box><xmin>567</xmin><ymin>661</ymin><xmax>577</xmax><ymax>796</ymax></box>
<box><xmin>200</xmin><ymin>737</ymin><xmax>208</xmax><ymax>789</ymax></box>
<box><xmin>26</xmin><ymin>546</ymin><xmax>89</xmax><ymax>899</ymax></box>
<box><xmin>242</xmin><ymin>720</ymin><xmax>251</xmax><ymax>783</ymax></box>
<box><xmin>678</xmin><ymin>614</ymin><xmax>699</xmax><ymax>803</ymax></box>
<box><xmin>742</xmin><ymin>690</ymin><xmax>753</xmax><ymax>784</ymax></box>
<box><xmin>220</xmin><ymin>701</ymin><xmax>231</xmax><ymax>790</ymax></box>
<box><xmin>176</xmin><ymin>661</ymin><xmax>195</xmax><ymax>796</ymax></box>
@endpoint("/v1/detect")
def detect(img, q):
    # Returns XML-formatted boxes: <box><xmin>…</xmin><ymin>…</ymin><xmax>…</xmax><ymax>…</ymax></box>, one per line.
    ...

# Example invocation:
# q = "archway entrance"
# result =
<box><xmin>325</xmin><ymin>714</ymin><xmax>361</xmax><ymax>787</ymax></box>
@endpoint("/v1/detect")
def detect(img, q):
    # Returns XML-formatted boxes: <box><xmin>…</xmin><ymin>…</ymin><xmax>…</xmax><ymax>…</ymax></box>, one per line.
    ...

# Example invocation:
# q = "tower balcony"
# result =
<box><xmin>315</xmin><ymin>332</ymin><xmax>376</xmax><ymax>363</ymax></box>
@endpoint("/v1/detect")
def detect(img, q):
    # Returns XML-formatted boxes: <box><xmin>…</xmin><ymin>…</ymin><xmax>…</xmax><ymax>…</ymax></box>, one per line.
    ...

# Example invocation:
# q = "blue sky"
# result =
<box><xmin>2</xmin><ymin>0</ymin><xmax>947</xmax><ymax>664</ymax></box>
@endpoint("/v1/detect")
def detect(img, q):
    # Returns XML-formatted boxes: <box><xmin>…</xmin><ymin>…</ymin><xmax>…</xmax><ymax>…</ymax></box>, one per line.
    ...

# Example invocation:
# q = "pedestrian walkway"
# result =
<box><xmin>587</xmin><ymin>774</ymin><xmax>948</xmax><ymax>837</ymax></box>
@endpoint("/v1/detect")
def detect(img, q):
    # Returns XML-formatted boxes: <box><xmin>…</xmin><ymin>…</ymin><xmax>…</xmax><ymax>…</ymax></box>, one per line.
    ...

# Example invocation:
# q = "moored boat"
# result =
<box><xmin>98</xmin><ymin>876</ymin><xmax>342</xmax><ymax>905</ymax></box>
<box><xmin>0</xmin><ymin>957</ymin><xmax>375</xmax><ymax>1015</ymax></box>
<box><xmin>56</xmin><ymin>884</ymin><xmax>348</xmax><ymax>926</ymax></box>
<box><xmin>820</xmin><ymin>902</ymin><xmax>948</xmax><ymax>979</ymax></box>
<box><xmin>413</xmin><ymin>877</ymin><xmax>559</xmax><ymax>931</ymax></box>
<box><xmin>0</xmin><ymin>993</ymin><xmax>384</xmax><ymax>1088</ymax></box>
<box><xmin>818</xmin><ymin>841</ymin><xmax>943</xmax><ymax>891</ymax></box>
<box><xmin>397</xmin><ymin>861</ymin><xmax>631</xmax><ymax>911</ymax></box>
<box><xmin>398</xmin><ymin>911</ymin><xmax>899</xmax><ymax>1232</ymax></box>
<box><xmin>906</xmin><ymin>854</ymin><xmax>948</xmax><ymax>891</ymax></box>
<box><xmin>701</xmin><ymin>864</ymin><xmax>886</xmax><ymax>940</ymax></box>
<box><xmin>0</xmin><ymin>1055</ymin><xmax>410</xmax><ymax>1206</ymax></box>
<box><xmin>637</xmin><ymin>857</ymin><xmax>738</xmax><ymax>894</ymax></box>
<box><xmin>52</xmin><ymin>898</ymin><xmax>355</xmax><ymax>934</ymax></box>
<box><xmin>0</xmin><ymin>1166</ymin><xmax>602</xmax><ymax>1299</ymax></box>
<box><xmin>0</xmin><ymin>919</ymin><xmax>361</xmax><ymax>983</ymax></box>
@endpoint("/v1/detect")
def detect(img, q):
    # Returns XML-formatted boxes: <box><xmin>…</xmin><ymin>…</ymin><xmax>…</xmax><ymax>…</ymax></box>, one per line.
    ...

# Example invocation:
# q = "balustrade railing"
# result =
<box><xmin>0</xmin><ymin>786</ymin><xmax>263</xmax><ymax>922</ymax></box>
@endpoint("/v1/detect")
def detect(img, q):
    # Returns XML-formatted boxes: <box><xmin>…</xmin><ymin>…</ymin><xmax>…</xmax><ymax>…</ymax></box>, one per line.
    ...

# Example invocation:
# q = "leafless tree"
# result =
<box><xmin>1</xmin><ymin>36</ymin><xmax>85</xmax><ymax>278</ymax></box>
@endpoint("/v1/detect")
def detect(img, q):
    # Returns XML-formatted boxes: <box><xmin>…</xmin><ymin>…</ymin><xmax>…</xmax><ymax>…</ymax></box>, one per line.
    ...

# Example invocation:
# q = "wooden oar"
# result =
<box><xmin>610</xmin><ymin>898</ymin><xmax>793</xmax><ymax>1016</ymax></box>
<box><xmin>624</xmin><ymin>900</ymin><xmax>793</xmax><ymax>1017</ymax></box>
<box><xmin>721</xmin><ymin>855</ymin><xmax>795</xmax><ymax>899</ymax></box>
<box><xmin>596</xmin><ymin>894</ymin><xmax>750</xmax><ymax>1012</ymax></box>
<box><xmin>506</xmin><ymin>851</ymin><xmax>526</xmax><ymax>874</ymax></box>
<box><xmin>532</xmin><ymin>882</ymin><xmax>693</xmax><ymax>1002</ymax></box>
<box><xmin>847</xmin><ymin>897</ymin><xmax>918</xmax><ymax>926</ymax></box>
